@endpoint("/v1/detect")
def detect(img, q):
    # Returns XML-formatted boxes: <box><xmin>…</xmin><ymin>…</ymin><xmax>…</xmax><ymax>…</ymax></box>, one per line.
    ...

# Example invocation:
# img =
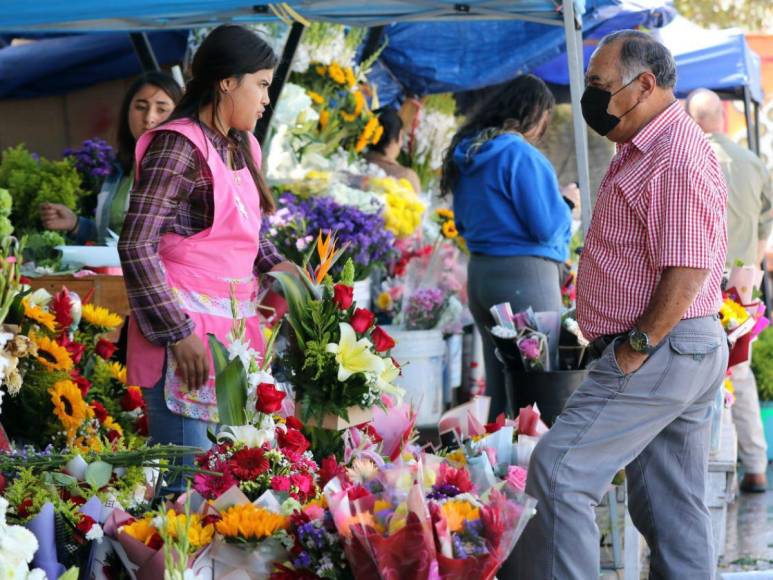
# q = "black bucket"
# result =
<box><xmin>509</xmin><ymin>370</ymin><xmax>587</xmax><ymax>425</ymax></box>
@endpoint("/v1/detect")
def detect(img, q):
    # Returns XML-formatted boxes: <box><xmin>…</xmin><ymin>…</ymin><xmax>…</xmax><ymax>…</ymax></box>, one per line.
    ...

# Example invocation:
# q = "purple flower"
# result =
<box><xmin>403</xmin><ymin>287</ymin><xmax>449</xmax><ymax>330</ymax></box>
<box><xmin>518</xmin><ymin>337</ymin><xmax>542</xmax><ymax>360</ymax></box>
<box><xmin>63</xmin><ymin>138</ymin><xmax>116</xmax><ymax>193</ymax></box>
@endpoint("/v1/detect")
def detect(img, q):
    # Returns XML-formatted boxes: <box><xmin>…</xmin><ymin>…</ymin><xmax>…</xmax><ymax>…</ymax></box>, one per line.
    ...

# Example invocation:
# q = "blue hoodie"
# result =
<box><xmin>452</xmin><ymin>133</ymin><xmax>571</xmax><ymax>262</ymax></box>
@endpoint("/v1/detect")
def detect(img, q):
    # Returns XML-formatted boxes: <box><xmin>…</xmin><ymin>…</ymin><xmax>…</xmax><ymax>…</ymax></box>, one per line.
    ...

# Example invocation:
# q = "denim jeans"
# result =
<box><xmin>143</xmin><ymin>358</ymin><xmax>214</xmax><ymax>494</ymax></box>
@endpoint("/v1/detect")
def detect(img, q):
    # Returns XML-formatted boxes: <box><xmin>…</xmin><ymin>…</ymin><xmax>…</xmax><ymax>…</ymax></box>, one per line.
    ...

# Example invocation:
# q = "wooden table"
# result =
<box><xmin>26</xmin><ymin>275</ymin><xmax>130</xmax><ymax>317</ymax></box>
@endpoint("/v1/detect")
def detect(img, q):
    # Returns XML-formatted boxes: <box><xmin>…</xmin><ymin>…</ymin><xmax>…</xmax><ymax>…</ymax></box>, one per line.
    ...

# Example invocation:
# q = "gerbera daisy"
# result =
<box><xmin>81</xmin><ymin>304</ymin><xmax>123</xmax><ymax>330</ymax></box>
<box><xmin>22</xmin><ymin>299</ymin><xmax>57</xmax><ymax>333</ymax></box>
<box><xmin>32</xmin><ymin>333</ymin><xmax>74</xmax><ymax>372</ymax></box>
<box><xmin>229</xmin><ymin>447</ymin><xmax>269</xmax><ymax>480</ymax></box>
<box><xmin>49</xmin><ymin>379</ymin><xmax>93</xmax><ymax>433</ymax></box>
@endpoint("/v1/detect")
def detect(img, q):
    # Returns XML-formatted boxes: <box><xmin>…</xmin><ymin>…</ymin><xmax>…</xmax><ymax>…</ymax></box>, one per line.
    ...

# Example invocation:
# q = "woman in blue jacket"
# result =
<box><xmin>441</xmin><ymin>74</ymin><xmax>578</xmax><ymax>419</ymax></box>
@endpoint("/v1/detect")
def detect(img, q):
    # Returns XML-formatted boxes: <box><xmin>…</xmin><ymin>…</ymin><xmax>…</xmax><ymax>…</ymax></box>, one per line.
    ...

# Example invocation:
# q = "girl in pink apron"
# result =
<box><xmin>118</xmin><ymin>26</ymin><xmax>283</xmax><ymax>488</ymax></box>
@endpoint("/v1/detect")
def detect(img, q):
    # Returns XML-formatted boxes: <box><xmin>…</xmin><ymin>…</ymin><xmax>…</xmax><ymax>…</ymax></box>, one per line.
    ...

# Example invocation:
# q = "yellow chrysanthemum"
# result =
<box><xmin>108</xmin><ymin>361</ymin><xmax>128</xmax><ymax>385</ymax></box>
<box><xmin>22</xmin><ymin>299</ymin><xmax>57</xmax><ymax>333</ymax></box>
<box><xmin>215</xmin><ymin>504</ymin><xmax>288</xmax><ymax>541</ymax></box>
<box><xmin>328</xmin><ymin>62</ymin><xmax>346</xmax><ymax>85</ymax></box>
<box><xmin>32</xmin><ymin>333</ymin><xmax>73</xmax><ymax>372</ymax></box>
<box><xmin>81</xmin><ymin>304</ymin><xmax>123</xmax><ymax>330</ymax></box>
<box><xmin>307</xmin><ymin>90</ymin><xmax>324</xmax><ymax>105</ymax></box>
<box><xmin>49</xmin><ymin>379</ymin><xmax>93</xmax><ymax>434</ymax></box>
<box><xmin>121</xmin><ymin>517</ymin><xmax>157</xmax><ymax>545</ymax></box>
<box><xmin>441</xmin><ymin>220</ymin><xmax>459</xmax><ymax>239</ymax></box>
<box><xmin>319</xmin><ymin>109</ymin><xmax>330</xmax><ymax>129</ymax></box>
<box><xmin>440</xmin><ymin>500</ymin><xmax>480</xmax><ymax>533</ymax></box>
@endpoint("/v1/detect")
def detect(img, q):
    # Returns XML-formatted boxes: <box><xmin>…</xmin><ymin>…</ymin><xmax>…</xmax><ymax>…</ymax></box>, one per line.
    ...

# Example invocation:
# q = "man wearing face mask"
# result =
<box><xmin>516</xmin><ymin>31</ymin><xmax>728</xmax><ymax>578</ymax></box>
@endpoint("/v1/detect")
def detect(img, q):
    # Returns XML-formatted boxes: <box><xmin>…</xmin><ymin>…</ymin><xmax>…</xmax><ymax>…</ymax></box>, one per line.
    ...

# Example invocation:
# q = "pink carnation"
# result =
<box><xmin>271</xmin><ymin>475</ymin><xmax>291</xmax><ymax>492</ymax></box>
<box><xmin>505</xmin><ymin>466</ymin><xmax>528</xmax><ymax>493</ymax></box>
<box><xmin>519</xmin><ymin>337</ymin><xmax>541</xmax><ymax>360</ymax></box>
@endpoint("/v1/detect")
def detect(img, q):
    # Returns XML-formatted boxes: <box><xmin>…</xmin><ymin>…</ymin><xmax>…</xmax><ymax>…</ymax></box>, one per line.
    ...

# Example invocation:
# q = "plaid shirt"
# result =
<box><xmin>119</xmin><ymin>122</ymin><xmax>284</xmax><ymax>345</ymax></box>
<box><xmin>576</xmin><ymin>101</ymin><xmax>727</xmax><ymax>340</ymax></box>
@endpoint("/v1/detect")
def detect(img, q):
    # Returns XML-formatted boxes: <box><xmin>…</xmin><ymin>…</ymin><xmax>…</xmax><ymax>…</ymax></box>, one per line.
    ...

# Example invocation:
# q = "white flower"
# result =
<box><xmin>227</xmin><ymin>338</ymin><xmax>257</xmax><ymax>370</ymax></box>
<box><xmin>26</xmin><ymin>288</ymin><xmax>52</xmax><ymax>308</ymax></box>
<box><xmin>85</xmin><ymin>523</ymin><xmax>104</xmax><ymax>544</ymax></box>
<box><xmin>218</xmin><ymin>418</ymin><xmax>276</xmax><ymax>448</ymax></box>
<box><xmin>272</xmin><ymin>83</ymin><xmax>317</xmax><ymax>127</ymax></box>
<box><xmin>326</xmin><ymin>323</ymin><xmax>384</xmax><ymax>382</ymax></box>
<box><xmin>0</xmin><ymin>499</ymin><xmax>40</xmax><ymax>574</ymax></box>
<box><xmin>0</xmin><ymin>332</ymin><xmax>13</xmax><ymax>350</ymax></box>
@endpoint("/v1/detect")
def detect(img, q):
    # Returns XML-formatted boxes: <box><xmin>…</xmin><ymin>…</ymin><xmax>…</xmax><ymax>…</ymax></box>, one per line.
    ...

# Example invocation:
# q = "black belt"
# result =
<box><xmin>588</xmin><ymin>333</ymin><xmax>625</xmax><ymax>360</ymax></box>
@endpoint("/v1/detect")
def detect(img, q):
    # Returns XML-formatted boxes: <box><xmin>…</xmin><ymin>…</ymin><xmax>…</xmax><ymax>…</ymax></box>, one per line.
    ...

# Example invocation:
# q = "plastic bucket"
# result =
<box><xmin>386</xmin><ymin>326</ymin><xmax>447</xmax><ymax>426</ymax></box>
<box><xmin>353</xmin><ymin>278</ymin><xmax>371</xmax><ymax>310</ymax></box>
<box><xmin>443</xmin><ymin>334</ymin><xmax>463</xmax><ymax>405</ymax></box>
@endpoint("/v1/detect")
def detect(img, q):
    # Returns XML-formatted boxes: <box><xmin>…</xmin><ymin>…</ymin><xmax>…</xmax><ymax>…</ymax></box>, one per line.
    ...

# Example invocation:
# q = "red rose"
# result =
<box><xmin>350</xmin><ymin>308</ymin><xmax>375</xmax><ymax>334</ymax></box>
<box><xmin>347</xmin><ymin>485</ymin><xmax>371</xmax><ymax>502</ymax></box>
<box><xmin>59</xmin><ymin>335</ymin><xmax>85</xmax><ymax>365</ymax></box>
<box><xmin>76</xmin><ymin>514</ymin><xmax>96</xmax><ymax>537</ymax></box>
<box><xmin>278</xmin><ymin>428</ymin><xmax>310</xmax><ymax>455</ymax></box>
<box><xmin>71</xmin><ymin>372</ymin><xmax>92</xmax><ymax>397</ymax></box>
<box><xmin>121</xmin><ymin>386</ymin><xmax>145</xmax><ymax>412</ymax></box>
<box><xmin>256</xmin><ymin>383</ymin><xmax>286</xmax><ymax>414</ymax></box>
<box><xmin>333</xmin><ymin>284</ymin><xmax>354</xmax><ymax>310</ymax></box>
<box><xmin>285</xmin><ymin>415</ymin><xmax>304</xmax><ymax>431</ymax></box>
<box><xmin>136</xmin><ymin>414</ymin><xmax>148</xmax><ymax>436</ymax></box>
<box><xmin>107</xmin><ymin>430</ymin><xmax>121</xmax><ymax>443</ymax></box>
<box><xmin>91</xmin><ymin>401</ymin><xmax>109</xmax><ymax>422</ymax></box>
<box><xmin>17</xmin><ymin>498</ymin><xmax>33</xmax><ymax>518</ymax></box>
<box><xmin>95</xmin><ymin>339</ymin><xmax>117</xmax><ymax>360</ymax></box>
<box><xmin>371</xmin><ymin>326</ymin><xmax>396</xmax><ymax>352</ymax></box>
<box><xmin>319</xmin><ymin>455</ymin><xmax>347</xmax><ymax>488</ymax></box>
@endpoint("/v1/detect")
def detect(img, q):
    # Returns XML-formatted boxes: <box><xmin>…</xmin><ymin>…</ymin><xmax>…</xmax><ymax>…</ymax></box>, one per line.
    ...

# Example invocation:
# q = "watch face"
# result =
<box><xmin>630</xmin><ymin>331</ymin><xmax>648</xmax><ymax>352</ymax></box>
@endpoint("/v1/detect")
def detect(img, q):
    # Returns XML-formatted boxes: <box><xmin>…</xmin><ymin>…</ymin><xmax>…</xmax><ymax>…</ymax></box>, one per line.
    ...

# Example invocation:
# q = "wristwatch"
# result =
<box><xmin>627</xmin><ymin>328</ymin><xmax>656</xmax><ymax>355</ymax></box>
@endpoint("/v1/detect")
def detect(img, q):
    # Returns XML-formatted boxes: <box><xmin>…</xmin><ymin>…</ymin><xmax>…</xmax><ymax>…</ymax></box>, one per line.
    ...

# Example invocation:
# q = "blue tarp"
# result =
<box><xmin>0</xmin><ymin>31</ymin><xmax>188</xmax><ymax>99</ymax></box>
<box><xmin>532</xmin><ymin>15</ymin><xmax>763</xmax><ymax>103</ymax></box>
<box><xmin>1</xmin><ymin>1</ymin><xmax>583</xmax><ymax>32</ymax></box>
<box><xmin>369</xmin><ymin>0</ymin><xmax>673</xmax><ymax>103</ymax></box>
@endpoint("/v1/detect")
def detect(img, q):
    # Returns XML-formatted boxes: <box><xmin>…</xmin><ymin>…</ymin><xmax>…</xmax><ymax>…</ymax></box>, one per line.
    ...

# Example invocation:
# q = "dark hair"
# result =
<box><xmin>599</xmin><ymin>30</ymin><xmax>677</xmax><ymax>89</ymax></box>
<box><xmin>440</xmin><ymin>74</ymin><xmax>554</xmax><ymax>196</ymax></box>
<box><xmin>117</xmin><ymin>71</ymin><xmax>183</xmax><ymax>173</ymax></box>
<box><xmin>371</xmin><ymin>108</ymin><xmax>403</xmax><ymax>154</ymax></box>
<box><xmin>169</xmin><ymin>25</ymin><xmax>279</xmax><ymax>213</ymax></box>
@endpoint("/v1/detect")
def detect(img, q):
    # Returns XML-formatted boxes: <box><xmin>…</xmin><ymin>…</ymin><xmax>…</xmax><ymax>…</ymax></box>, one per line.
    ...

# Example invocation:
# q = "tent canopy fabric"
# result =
<box><xmin>0</xmin><ymin>31</ymin><xmax>188</xmax><ymax>99</ymax></box>
<box><xmin>370</xmin><ymin>0</ymin><xmax>673</xmax><ymax>100</ymax></box>
<box><xmin>533</xmin><ymin>15</ymin><xmax>764</xmax><ymax>103</ymax></box>
<box><xmin>1</xmin><ymin>1</ymin><xmax>585</xmax><ymax>32</ymax></box>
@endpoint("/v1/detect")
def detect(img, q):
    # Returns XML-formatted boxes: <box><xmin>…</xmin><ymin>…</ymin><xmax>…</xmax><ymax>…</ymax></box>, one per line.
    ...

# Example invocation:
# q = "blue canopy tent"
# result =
<box><xmin>531</xmin><ymin>15</ymin><xmax>764</xmax><ymax>152</ymax></box>
<box><xmin>0</xmin><ymin>0</ymin><xmax>600</xmax><ymax>230</ymax></box>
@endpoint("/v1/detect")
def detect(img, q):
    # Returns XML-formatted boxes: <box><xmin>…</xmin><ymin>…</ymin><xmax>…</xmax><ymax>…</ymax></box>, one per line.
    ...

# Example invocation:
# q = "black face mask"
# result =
<box><xmin>581</xmin><ymin>76</ymin><xmax>641</xmax><ymax>136</ymax></box>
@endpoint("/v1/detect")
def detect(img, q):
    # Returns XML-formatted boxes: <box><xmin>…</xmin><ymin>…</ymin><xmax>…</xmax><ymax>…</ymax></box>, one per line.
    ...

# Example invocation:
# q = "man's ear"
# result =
<box><xmin>638</xmin><ymin>71</ymin><xmax>657</xmax><ymax>100</ymax></box>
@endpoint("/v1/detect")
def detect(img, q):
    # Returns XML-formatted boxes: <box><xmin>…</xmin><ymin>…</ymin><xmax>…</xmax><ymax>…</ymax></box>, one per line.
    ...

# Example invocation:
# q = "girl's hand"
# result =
<box><xmin>170</xmin><ymin>334</ymin><xmax>210</xmax><ymax>389</ymax></box>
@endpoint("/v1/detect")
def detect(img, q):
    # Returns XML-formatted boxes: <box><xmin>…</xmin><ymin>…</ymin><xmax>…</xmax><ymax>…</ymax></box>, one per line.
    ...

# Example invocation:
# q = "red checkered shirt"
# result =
<box><xmin>576</xmin><ymin>101</ymin><xmax>727</xmax><ymax>341</ymax></box>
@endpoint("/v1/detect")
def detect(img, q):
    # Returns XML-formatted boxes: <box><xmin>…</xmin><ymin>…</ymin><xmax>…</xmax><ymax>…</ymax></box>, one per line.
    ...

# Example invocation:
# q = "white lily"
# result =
<box><xmin>218</xmin><ymin>417</ymin><xmax>276</xmax><ymax>448</ymax></box>
<box><xmin>326</xmin><ymin>323</ymin><xmax>384</xmax><ymax>382</ymax></box>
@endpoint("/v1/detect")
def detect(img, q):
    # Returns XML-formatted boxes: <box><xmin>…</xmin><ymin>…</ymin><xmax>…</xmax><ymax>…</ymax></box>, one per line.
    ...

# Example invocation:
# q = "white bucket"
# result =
<box><xmin>353</xmin><ymin>278</ymin><xmax>371</xmax><ymax>310</ymax></box>
<box><xmin>443</xmin><ymin>334</ymin><xmax>463</xmax><ymax>405</ymax></box>
<box><xmin>385</xmin><ymin>326</ymin><xmax>447</xmax><ymax>426</ymax></box>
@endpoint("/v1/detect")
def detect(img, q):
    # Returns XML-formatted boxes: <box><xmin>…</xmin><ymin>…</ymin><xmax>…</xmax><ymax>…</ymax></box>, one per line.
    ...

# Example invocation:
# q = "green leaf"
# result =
<box><xmin>269</xmin><ymin>270</ymin><xmax>312</xmax><ymax>348</ymax></box>
<box><xmin>85</xmin><ymin>461</ymin><xmax>113</xmax><ymax>490</ymax></box>
<box><xmin>50</xmin><ymin>472</ymin><xmax>78</xmax><ymax>488</ymax></box>
<box><xmin>209</xmin><ymin>334</ymin><xmax>247</xmax><ymax>426</ymax></box>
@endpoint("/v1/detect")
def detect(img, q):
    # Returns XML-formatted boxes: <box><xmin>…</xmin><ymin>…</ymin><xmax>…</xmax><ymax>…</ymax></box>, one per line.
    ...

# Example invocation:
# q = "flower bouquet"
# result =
<box><xmin>722</xmin><ymin>264</ymin><xmax>770</xmax><ymax>367</ymax></box>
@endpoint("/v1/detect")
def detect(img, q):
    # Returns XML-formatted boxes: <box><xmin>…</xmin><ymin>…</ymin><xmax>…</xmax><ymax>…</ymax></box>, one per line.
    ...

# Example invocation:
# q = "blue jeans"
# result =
<box><xmin>144</xmin><ymin>361</ymin><xmax>214</xmax><ymax>494</ymax></box>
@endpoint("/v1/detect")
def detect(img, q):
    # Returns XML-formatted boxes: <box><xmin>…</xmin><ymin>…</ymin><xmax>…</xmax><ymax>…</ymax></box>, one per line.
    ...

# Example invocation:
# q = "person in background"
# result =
<box><xmin>365</xmin><ymin>107</ymin><xmax>422</xmax><ymax>194</ymax></box>
<box><xmin>118</xmin><ymin>25</ymin><xmax>293</xmax><ymax>489</ymax></box>
<box><xmin>688</xmin><ymin>87</ymin><xmax>772</xmax><ymax>493</ymax></box>
<box><xmin>440</xmin><ymin>74</ymin><xmax>578</xmax><ymax>420</ymax></box>
<box><xmin>40</xmin><ymin>71</ymin><xmax>183</xmax><ymax>243</ymax></box>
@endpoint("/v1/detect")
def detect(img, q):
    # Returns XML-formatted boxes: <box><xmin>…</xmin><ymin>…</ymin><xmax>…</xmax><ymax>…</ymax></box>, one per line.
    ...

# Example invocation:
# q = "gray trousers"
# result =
<box><xmin>516</xmin><ymin>315</ymin><xmax>728</xmax><ymax>579</ymax></box>
<box><xmin>467</xmin><ymin>254</ymin><xmax>562</xmax><ymax>420</ymax></box>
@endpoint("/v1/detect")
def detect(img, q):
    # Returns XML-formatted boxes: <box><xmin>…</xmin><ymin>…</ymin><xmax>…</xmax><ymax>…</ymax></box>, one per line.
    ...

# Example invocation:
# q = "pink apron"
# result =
<box><xmin>126</xmin><ymin>119</ymin><xmax>265</xmax><ymax>422</ymax></box>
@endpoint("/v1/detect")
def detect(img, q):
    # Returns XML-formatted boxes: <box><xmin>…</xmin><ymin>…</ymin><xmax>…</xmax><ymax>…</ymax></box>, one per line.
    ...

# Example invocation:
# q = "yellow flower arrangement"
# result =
<box><xmin>81</xmin><ymin>304</ymin><xmax>123</xmax><ymax>330</ymax></box>
<box><xmin>370</xmin><ymin>177</ymin><xmax>426</xmax><ymax>238</ymax></box>
<box><xmin>121</xmin><ymin>516</ymin><xmax>158</xmax><ymax>545</ymax></box>
<box><xmin>719</xmin><ymin>298</ymin><xmax>749</xmax><ymax>330</ymax></box>
<box><xmin>340</xmin><ymin>91</ymin><xmax>366</xmax><ymax>123</ymax></box>
<box><xmin>49</xmin><ymin>379</ymin><xmax>93</xmax><ymax>434</ymax></box>
<box><xmin>32</xmin><ymin>332</ymin><xmax>73</xmax><ymax>372</ymax></box>
<box><xmin>22</xmin><ymin>299</ymin><xmax>57</xmax><ymax>333</ymax></box>
<box><xmin>216</xmin><ymin>504</ymin><xmax>288</xmax><ymax>541</ymax></box>
<box><xmin>440</xmin><ymin>500</ymin><xmax>480</xmax><ymax>533</ymax></box>
<box><xmin>307</xmin><ymin>90</ymin><xmax>325</xmax><ymax>105</ymax></box>
<box><xmin>102</xmin><ymin>415</ymin><xmax>124</xmax><ymax>439</ymax></box>
<box><xmin>344</xmin><ymin>66</ymin><xmax>356</xmax><ymax>88</ymax></box>
<box><xmin>162</xmin><ymin>510</ymin><xmax>215</xmax><ymax>550</ymax></box>
<box><xmin>328</xmin><ymin>62</ymin><xmax>347</xmax><ymax>85</ymax></box>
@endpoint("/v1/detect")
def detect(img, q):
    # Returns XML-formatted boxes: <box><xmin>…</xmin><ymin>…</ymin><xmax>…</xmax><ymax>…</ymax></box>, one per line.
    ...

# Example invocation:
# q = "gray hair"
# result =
<box><xmin>599</xmin><ymin>30</ymin><xmax>677</xmax><ymax>89</ymax></box>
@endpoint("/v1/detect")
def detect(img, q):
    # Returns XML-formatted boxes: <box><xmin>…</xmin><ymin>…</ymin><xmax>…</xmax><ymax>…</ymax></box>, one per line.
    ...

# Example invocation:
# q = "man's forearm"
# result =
<box><xmin>636</xmin><ymin>267</ymin><xmax>710</xmax><ymax>344</ymax></box>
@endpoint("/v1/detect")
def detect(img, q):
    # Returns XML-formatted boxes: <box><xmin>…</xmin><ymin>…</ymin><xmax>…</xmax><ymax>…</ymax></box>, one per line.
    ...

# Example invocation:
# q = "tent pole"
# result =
<box><xmin>129</xmin><ymin>32</ymin><xmax>160</xmax><ymax>72</ymax></box>
<box><xmin>254</xmin><ymin>22</ymin><xmax>305</xmax><ymax>145</ymax></box>
<box><xmin>753</xmin><ymin>100</ymin><xmax>761</xmax><ymax>157</ymax></box>
<box><xmin>563</xmin><ymin>0</ymin><xmax>591</xmax><ymax>235</ymax></box>
<box><xmin>742</xmin><ymin>86</ymin><xmax>756</xmax><ymax>154</ymax></box>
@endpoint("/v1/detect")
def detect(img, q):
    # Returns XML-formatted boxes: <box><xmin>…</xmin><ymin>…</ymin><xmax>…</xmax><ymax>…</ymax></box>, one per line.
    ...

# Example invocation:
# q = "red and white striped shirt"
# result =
<box><xmin>576</xmin><ymin>101</ymin><xmax>727</xmax><ymax>340</ymax></box>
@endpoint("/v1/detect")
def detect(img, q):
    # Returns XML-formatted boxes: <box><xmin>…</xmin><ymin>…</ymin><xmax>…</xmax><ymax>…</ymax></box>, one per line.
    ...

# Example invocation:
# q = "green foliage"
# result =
<box><xmin>0</xmin><ymin>188</ymin><xmax>12</xmax><ymax>216</ymax></box>
<box><xmin>340</xmin><ymin>258</ymin><xmax>355</xmax><ymax>286</ymax></box>
<box><xmin>672</xmin><ymin>0</ymin><xmax>773</xmax><ymax>32</ymax></box>
<box><xmin>751</xmin><ymin>327</ymin><xmax>773</xmax><ymax>400</ymax></box>
<box><xmin>0</xmin><ymin>144</ymin><xmax>84</xmax><ymax>232</ymax></box>
<box><xmin>209</xmin><ymin>333</ymin><xmax>247</xmax><ymax>425</ymax></box>
<box><xmin>0</xmin><ymin>216</ymin><xmax>13</xmax><ymax>239</ymax></box>
<box><xmin>22</xmin><ymin>230</ymin><xmax>66</xmax><ymax>268</ymax></box>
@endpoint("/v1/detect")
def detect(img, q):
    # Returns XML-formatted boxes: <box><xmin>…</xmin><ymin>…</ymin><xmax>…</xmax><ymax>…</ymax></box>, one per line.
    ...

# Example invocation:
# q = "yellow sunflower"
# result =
<box><xmin>328</xmin><ymin>62</ymin><xmax>347</xmax><ymax>85</ymax></box>
<box><xmin>22</xmin><ymin>299</ymin><xmax>57</xmax><ymax>333</ymax></box>
<box><xmin>435</xmin><ymin>208</ymin><xmax>454</xmax><ymax>220</ymax></box>
<box><xmin>108</xmin><ymin>361</ymin><xmax>127</xmax><ymax>384</ymax></box>
<box><xmin>81</xmin><ymin>304</ymin><xmax>123</xmax><ymax>330</ymax></box>
<box><xmin>32</xmin><ymin>333</ymin><xmax>73</xmax><ymax>372</ymax></box>
<box><xmin>441</xmin><ymin>220</ymin><xmax>459</xmax><ymax>239</ymax></box>
<box><xmin>344</xmin><ymin>66</ymin><xmax>357</xmax><ymax>88</ymax></box>
<box><xmin>49</xmin><ymin>379</ymin><xmax>93</xmax><ymax>434</ymax></box>
<box><xmin>307</xmin><ymin>90</ymin><xmax>324</xmax><ymax>105</ymax></box>
<box><xmin>215</xmin><ymin>504</ymin><xmax>288</xmax><ymax>541</ymax></box>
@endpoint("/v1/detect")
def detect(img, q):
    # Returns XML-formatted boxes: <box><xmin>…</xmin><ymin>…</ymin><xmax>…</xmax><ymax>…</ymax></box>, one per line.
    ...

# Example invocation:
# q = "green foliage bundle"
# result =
<box><xmin>751</xmin><ymin>327</ymin><xmax>773</xmax><ymax>401</ymax></box>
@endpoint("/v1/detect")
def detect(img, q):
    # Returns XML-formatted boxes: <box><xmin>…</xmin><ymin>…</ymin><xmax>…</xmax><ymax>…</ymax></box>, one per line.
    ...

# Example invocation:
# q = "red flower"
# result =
<box><xmin>271</xmin><ymin>475</ymin><xmax>291</xmax><ymax>492</ymax></box>
<box><xmin>107</xmin><ymin>430</ymin><xmax>121</xmax><ymax>443</ymax></box>
<box><xmin>17</xmin><ymin>498</ymin><xmax>33</xmax><ymax>518</ymax></box>
<box><xmin>290</xmin><ymin>473</ymin><xmax>314</xmax><ymax>497</ymax></box>
<box><xmin>76</xmin><ymin>514</ymin><xmax>96</xmax><ymax>538</ymax></box>
<box><xmin>350</xmin><ymin>308</ymin><xmax>375</xmax><ymax>334</ymax></box>
<box><xmin>146</xmin><ymin>533</ymin><xmax>163</xmax><ymax>551</ymax></box>
<box><xmin>70</xmin><ymin>372</ymin><xmax>91</xmax><ymax>397</ymax></box>
<box><xmin>256</xmin><ymin>383</ymin><xmax>286</xmax><ymax>414</ymax></box>
<box><xmin>0</xmin><ymin>474</ymin><xmax>5</xmax><ymax>494</ymax></box>
<box><xmin>52</xmin><ymin>289</ymin><xmax>73</xmax><ymax>331</ymax></box>
<box><xmin>285</xmin><ymin>416</ymin><xmax>304</xmax><ymax>431</ymax></box>
<box><xmin>58</xmin><ymin>335</ymin><xmax>85</xmax><ymax>365</ymax></box>
<box><xmin>95</xmin><ymin>339</ymin><xmax>117</xmax><ymax>360</ymax></box>
<box><xmin>356</xmin><ymin>422</ymin><xmax>383</xmax><ymax>443</ymax></box>
<box><xmin>371</xmin><ymin>326</ymin><xmax>396</xmax><ymax>352</ymax></box>
<box><xmin>319</xmin><ymin>455</ymin><xmax>347</xmax><ymax>488</ymax></box>
<box><xmin>484</xmin><ymin>413</ymin><xmax>506</xmax><ymax>434</ymax></box>
<box><xmin>438</xmin><ymin>463</ymin><xmax>474</xmax><ymax>493</ymax></box>
<box><xmin>229</xmin><ymin>447</ymin><xmax>269</xmax><ymax>480</ymax></box>
<box><xmin>347</xmin><ymin>485</ymin><xmax>371</xmax><ymax>502</ymax></box>
<box><xmin>121</xmin><ymin>386</ymin><xmax>145</xmax><ymax>412</ymax></box>
<box><xmin>136</xmin><ymin>414</ymin><xmax>148</xmax><ymax>436</ymax></box>
<box><xmin>91</xmin><ymin>401</ymin><xmax>109</xmax><ymax>422</ymax></box>
<box><xmin>333</xmin><ymin>284</ymin><xmax>354</xmax><ymax>310</ymax></box>
<box><xmin>278</xmin><ymin>428</ymin><xmax>310</xmax><ymax>455</ymax></box>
